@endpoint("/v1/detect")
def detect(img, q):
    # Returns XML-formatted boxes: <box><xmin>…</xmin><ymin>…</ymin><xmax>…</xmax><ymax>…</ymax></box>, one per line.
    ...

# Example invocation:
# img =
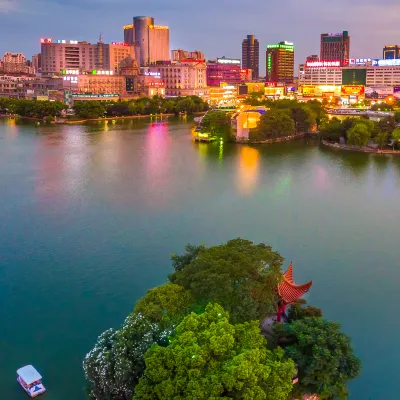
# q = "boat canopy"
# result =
<box><xmin>17</xmin><ymin>365</ymin><xmax>42</xmax><ymax>384</ymax></box>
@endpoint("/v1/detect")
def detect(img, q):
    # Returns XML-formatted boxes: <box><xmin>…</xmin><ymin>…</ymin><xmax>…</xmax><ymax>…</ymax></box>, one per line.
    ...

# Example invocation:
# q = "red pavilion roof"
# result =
<box><xmin>278</xmin><ymin>262</ymin><xmax>312</xmax><ymax>305</ymax></box>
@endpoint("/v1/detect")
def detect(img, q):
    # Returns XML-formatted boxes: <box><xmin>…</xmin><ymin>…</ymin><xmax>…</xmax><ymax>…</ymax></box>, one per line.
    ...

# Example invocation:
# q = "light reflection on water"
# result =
<box><xmin>1</xmin><ymin>118</ymin><xmax>400</xmax><ymax>399</ymax></box>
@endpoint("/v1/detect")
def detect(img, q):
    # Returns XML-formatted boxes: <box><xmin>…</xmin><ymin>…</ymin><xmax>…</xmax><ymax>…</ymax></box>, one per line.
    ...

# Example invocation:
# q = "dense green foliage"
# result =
<box><xmin>170</xmin><ymin>238</ymin><xmax>283</xmax><ymax>324</ymax></box>
<box><xmin>73</xmin><ymin>95</ymin><xmax>209</xmax><ymax>119</ymax></box>
<box><xmin>83</xmin><ymin>314</ymin><xmax>163</xmax><ymax>400</ymax></box>
<box><xmin>370</xmin><ymin>102</ymin><xmax>393</xmax><ymax>111</ymax></box>
<box><xmin>84</xmin><ymin>238</ymin><xmax>361</xmax><ymax>399</ymax></box>
<box><xmin>286</xmin><ymin>299</ymin><xmax>323</xmax><ymax>323</ymax></box>
<box><xmin>347</xmin><ymin>123</ymin><xmax>372</xmax><ymax>146</ymax></box>
<box><xmin>248</xmin><ymin>99</ymin><xmax>322</xmax><ymax>141</ymax></box>
<box><xmin>274</xmin><ymin>317</ymin><xmax>361</xmax><ymax>399</ymax></box>
<box><xmin>200</xmin><ymin>110</ymin><xmax>233</xmax><ymax>141</ymax></box>
<box><xmin>135</xmin><ymin>303</ymin><xmax>295</xmax><ymax>400</ymax></box>
<box><xmin>0</xmin><ymin>98</ymin><xmax>67</xmax><ymax>119</ymax></box>
<box><xmin>134</xmin><ymin>283</ymin><xmax>194</xmax><ymax>325</ymax></box>
<box><xmin>250</xmin><ymin>109</ymin><xmax>294</xmax><ymax>141</ymax></box>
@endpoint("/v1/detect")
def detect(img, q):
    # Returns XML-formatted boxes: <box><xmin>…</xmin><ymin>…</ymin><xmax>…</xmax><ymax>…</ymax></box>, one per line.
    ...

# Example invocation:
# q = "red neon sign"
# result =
<box><xmin>306</xmin><ymin>60</ymin><xmax>341</xmax><ymax>67</ymax></box>
<box><xmin>40</xmin><ymin>38</ymin><xmax>52</xmax><ymax>44</ymax></box>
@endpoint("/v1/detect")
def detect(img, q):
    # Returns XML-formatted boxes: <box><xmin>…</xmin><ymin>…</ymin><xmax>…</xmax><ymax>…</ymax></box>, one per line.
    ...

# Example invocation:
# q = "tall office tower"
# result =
<box><xmin>266</xmin><ymin>41</ymin><xmax>294</xmax><ymax>83</ymax></box>
<box><xmin>124</xmin><ymin>24</ymin><xmax>134</xmax><ymax>45</ymax></box>
<box><xmin>320</xmin><ymin>31</ymin><xmax>350</xmax><ymax>63</ymax></box>
<box><xmin>132</xmin><ymin>16</ymin><xmax>170</xmax><ymax>66</ymax></box>
<box><xmin>242</xmin><ymin>35</ymin><xmax>259</xmax><ymax>79</ymax></box>
<box><xmin>306</xmin><ymin>55</ymin><xmax>319</xmax><ymax>62</ymax></box>
<box><xmin>383</xmin><ymin>45</ymin><xmax>400</xmax><ymax>60</ymax></box>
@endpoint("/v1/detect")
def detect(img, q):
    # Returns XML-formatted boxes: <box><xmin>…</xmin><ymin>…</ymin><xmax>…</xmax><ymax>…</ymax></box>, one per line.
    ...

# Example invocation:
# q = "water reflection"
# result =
<box><xmin>236</xmin><ymin>146</ymin><xmax>260</xmax><ymax>195</ymax></box>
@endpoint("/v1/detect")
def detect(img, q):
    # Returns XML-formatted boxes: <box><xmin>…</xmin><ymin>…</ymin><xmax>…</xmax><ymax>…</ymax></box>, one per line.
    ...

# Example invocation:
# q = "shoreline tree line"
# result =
<box><xmin>83</xmin><ymin>238</ymin><xmax>361</xmax><ymax>400</ymax></box>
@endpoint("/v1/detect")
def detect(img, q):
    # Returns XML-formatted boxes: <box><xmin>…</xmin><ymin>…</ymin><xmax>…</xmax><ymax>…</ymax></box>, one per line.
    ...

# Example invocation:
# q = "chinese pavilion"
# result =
<box><xmin>277</xmin><ymin>262</ymin><xmax>313</xmax><ymax>322</ymax></box>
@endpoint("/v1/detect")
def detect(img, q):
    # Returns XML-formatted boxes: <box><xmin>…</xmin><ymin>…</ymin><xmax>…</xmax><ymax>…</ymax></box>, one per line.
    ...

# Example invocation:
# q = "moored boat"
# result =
<box><xmin>17</xmin><ymin>365</ymin><xmax>46</xmax><ymax>397</ymax></box>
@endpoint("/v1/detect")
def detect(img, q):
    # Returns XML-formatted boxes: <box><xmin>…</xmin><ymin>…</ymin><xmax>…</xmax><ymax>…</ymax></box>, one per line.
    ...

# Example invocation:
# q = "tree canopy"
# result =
<box><xmin>274</xmin><ymin>317</ymin><xmax>361</xmax><ymax>399</ymax></box>
<box><xmin>83</xmin><ymin>313</ymin><xmax>162</xmax><ymax>400</ymax></box>
<box><xmin>0</xmin><ymin>98</ymin><xmax>67</xmax><ymax>119</ymax></box>
<box><xmin>347</xmin><ymin>123</ymin><xmax>372</xmax><ymax>146</ymax></box>
<box><xmin>200</xmin><ymin>110</ymin><xmax>233</xmax><ymax>141</ymax></box>
<box><xmin>250</xmin><ymin>109</ymin><xmax>294</xmax><ymax>141</ymax></box>
<box><xmin>134</xmin><ymin>303</ymin><xmax>295</xmax><ymax>400</ymax></box>
<box><xmin>170</xmin><ymin>238</ymin><xmax>284</xmax><ymax>323</ymax></box>
<box><xmin>134</xmin><ymin>283</ymin><xmax>194</xmax><ymax>325</ymax></box>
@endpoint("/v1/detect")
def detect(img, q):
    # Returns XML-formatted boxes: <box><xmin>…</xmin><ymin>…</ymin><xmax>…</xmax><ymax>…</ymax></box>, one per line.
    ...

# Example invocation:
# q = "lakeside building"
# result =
<box><xmin>148</xmin><ymin>60</ymin><xmax>207</xmax><ymax>97</ymax></box>
<box><xmin>242</xmin><ymin>35</ymin><xmax>259</xmax><ymax>79</ymax></box>
<box><xmin>206</xmin><ymin>57</ymin><xmax>241</xmax><ymax>86</ymax></box>
<box><xmin>266</xmin><ymin>41</ymin><xmax>294</xmax><ymax>83</ymax></box>
<box><xmin>123</xmin><ymin>17</ymin><xmax>170</xmax><ymax>66</ymax></box>
<box><xmin>171</xmin><ymin>49</ymin><xmax>204</xmax><ymax>61</ymax></box>
<box><xmin>320</xmin><ymin>31</ymin><xmax>350</xmax><ymax>63</ymax></box>
<box><xmin>40</xmin><ymin>37</ymin><xmax>135</xmax><ymax>75</ymax></box>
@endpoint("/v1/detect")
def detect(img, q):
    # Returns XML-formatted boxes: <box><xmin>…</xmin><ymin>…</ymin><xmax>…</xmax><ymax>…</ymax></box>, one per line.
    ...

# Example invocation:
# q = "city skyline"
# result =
<box><xmin>1</xmin><ymin>0</ymin><xmax>400</xmax><ymax>66</ymax></box>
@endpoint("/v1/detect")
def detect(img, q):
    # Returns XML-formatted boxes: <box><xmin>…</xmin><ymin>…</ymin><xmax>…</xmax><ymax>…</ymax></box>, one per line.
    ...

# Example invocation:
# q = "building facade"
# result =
<box><xmin>171</xmin><ymin>49</ymin><xmax>204</xmax><ymax>61</ymax></box>
<box><xmin>148</xmin><ymin>61</ymin><xmax>208</xmax><ymax>97</ymax></box>
<box><xmin>383</xmin><ymin>45</ymin><xmax>400</xmax><ymax>60</ymax></box>
<box><xmin>206</xmin><ymin>58</ymin><xmax>241</xmax><ymax>86</ymax></box>
<box><xmin>266</xmin><ymin>41</ymin><xmax>294</xmax><ymax>83</ymax></box>
<box><xmin>125</xmin><ymin>17</ymin><xmax>170</xmax><ymax>66</ymax></box>
<box><xmin>40</xmin><ymin>38</ymin><xmax>134</xmax><ymax>74</ymax></box>
<box><xmin>298</xmin><ymin>62</ymin><xmax>343</xmax><ymax>85</ymax></box>
<box><xmin>320</xmin><ymin>31</ymin><xmax>350</xmax><ymax>63</ymax></box>
<box><xmin>242</xmin><ymin>35</ymin><xmax>259</xmax><ymax>79</ymax></box>
<box><xmin>2</xmin><ymin>52</ymin><xmax>27</xmax><ymax>74</ymax></box>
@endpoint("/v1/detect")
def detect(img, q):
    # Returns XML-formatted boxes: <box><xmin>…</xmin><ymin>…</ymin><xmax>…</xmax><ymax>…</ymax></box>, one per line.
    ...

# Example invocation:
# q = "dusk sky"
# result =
<box><xmin>1</xmin><ymin>0</ymin><xmax>399</xmax><ymax>70</ymax></box>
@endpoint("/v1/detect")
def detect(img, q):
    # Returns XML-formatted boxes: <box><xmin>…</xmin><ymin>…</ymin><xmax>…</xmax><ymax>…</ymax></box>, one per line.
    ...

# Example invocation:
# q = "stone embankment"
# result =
<box><xmin>321</xmin><ymin>140</ymin><xmax>400</xmax><ymax>154</ymax></box>
<box><xmin>236</xmin><ymin>132</ymin><xmax>307</xmax><ymax>144</ymax></box>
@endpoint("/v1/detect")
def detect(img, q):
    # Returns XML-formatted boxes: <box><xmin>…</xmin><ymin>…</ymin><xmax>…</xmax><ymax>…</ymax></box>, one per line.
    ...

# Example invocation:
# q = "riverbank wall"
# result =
<box><xmin>321</xmin><ymin>139</ymin><xmax>400</xmax><ymax>155</ymax></box>
<box><xmin>236</xmin><ymin>132</ymin><xmax>308</xmax><ymax>144</ymax></box>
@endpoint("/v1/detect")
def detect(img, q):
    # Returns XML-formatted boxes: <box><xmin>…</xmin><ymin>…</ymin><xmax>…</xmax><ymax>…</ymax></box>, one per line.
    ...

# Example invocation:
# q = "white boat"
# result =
<box><xmin>17</xmin><ymin>365</ymin><xmax>46</xmax><ymax>397</ymax></box>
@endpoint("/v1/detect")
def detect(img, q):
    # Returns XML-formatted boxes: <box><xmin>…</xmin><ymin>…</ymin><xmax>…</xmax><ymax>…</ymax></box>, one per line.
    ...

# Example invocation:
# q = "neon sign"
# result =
<box><xmin>56</xmin><ymin>40</ymin><xmax>78</xmax><ymax>44</ymax></box>
<box><xmin>40</xmin><ymin>38</ymin><xmax>52</xmax><ymax>44</ymax></box>
<box><xmin>145</xmin><ymin>72</ymin><xmax>161</xmax><ymax>77</ymax></box>
<box><xmin>62</xmin><ymin>69</ymin><xmax>79</xmax><ymax>75</ymax></box>
<box><xmin>306</xmin><ymin>61</ymin><xmax>341</xmax><ymax>67</ymax></box>
<box><xmin>111</xmin><ymin>42</ymin><xmax>129</xmax><ymax>46</ymax></box>
<box><xmin>217</xmin><ymin>58</ymin><xmax>241</xmax><ymax>65</ymax></box>
<box><xmin>91</xmin><ymin>70</ymin><xmax>114</xmax><ymax>75</ymax></box>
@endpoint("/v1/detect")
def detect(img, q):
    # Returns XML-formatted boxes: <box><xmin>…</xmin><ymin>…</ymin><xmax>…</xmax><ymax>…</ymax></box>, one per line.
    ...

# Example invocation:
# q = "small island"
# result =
<box><xmin>83</xmin><ymin>238</ymin><xmax>361</xmax><ymax>400</ymax></box>
<box><xmin>192</xmin><ymin>98</ymin><xmax>325</xmax><ymax>144</ymax></box>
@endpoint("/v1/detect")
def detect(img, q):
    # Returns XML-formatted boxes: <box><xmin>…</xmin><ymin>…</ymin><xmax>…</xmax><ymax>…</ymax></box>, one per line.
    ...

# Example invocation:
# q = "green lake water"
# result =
<box><xmin>0</xmin><ymin>117</ymin><xmax>399</xmax><ymax>399</ymax></box>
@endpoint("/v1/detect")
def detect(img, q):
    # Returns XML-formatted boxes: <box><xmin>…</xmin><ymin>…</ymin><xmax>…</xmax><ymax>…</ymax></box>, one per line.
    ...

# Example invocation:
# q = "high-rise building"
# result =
<box><xmin>40</xmin><ymin>38</ymin><xmax>134</xmax><ymax>74</ymax></box>
<box><xmin>171</xmin><ymin>49</ymin><xmax>204</xmax><ymax>61</ymax></box>
<box><xmin>242</xmin><ymin>35</ymin><xmax>259</xmax><ymax>79</ymax></box>
<box><xmin>206</xmin><ymin>57</ymin><xmax>242</xmax><ymax>86</ymax></box>
<box><xmin>125</xmin><ymin>16</ymin><xmax>170</xmax><ymax>66</ymax></box>
<box><xmin>306</xmin><ymin>55</ymin><xmax>319</xmax><ymax>62</ymax></box>
<box><xmin>320</xmin><ymin>31</ymin><xmax>350</xmax><ymax>63</ymax></box>
<box><xmin>2</xmin><ymin>52</ymin><xmax>27</xmax><ymax>74</ymax></box>
<box><xmin>32</xmin><ymin>54</ymin><xmax>40</xmax><ymax>73</ymax></box>
<box><xmin>383</xmin><ymin>45</ymin><xmax>400</xmax><ymax>60</ymax></box>
<box><xmin>266</xmin><ymin>41</ymin><xmax>294</xmax><ymax>83</ymax></box>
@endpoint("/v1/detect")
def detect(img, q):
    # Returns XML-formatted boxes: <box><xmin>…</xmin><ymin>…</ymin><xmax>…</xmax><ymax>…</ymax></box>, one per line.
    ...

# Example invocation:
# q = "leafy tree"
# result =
<box><xmin>306</xmin><ymin>100</ymin><xmax>327</xmax><ymax>128</ymax></box>
<box><xmin>319</xmin><ymin>118</ymin><xmax>345</xmax><ymax>140</ymax></box>
<box><xmin>286</xmin><ymin>299</ymin><xmax>322</xmax><ymax>323</ymax></box>
<box><xmin>374</xmin><ymin>131</ymin><xmax>388</xmax><ymax>150</ymax></box>
<box><xmin>291</xmin><ymin>105</ymin><xmax>316</xmax><ymax>133</ymax></box>
<box><xmin>394</xmin><ymin>110</ymin><xmax>400</xmax><ymax>123</ymax></box>
<box><xmin>171</xmin><ymin>243</ymin><xmax>206</xmax><ymax>273</ymax></box>
<box><xmin>170</xmin><ymin>238</ymin><xmax>284</xmax><ymax>323</ymax></box>
<box><xmin>242</xmin><ymin>91</ymin><xmax>264</xmax><ymax>106</ymax></box>
<box><xmin>73</xmin><ymin>101</ymin><xmax>107</xmax><ymax>119</ymax></box>
<box><xmin>83</xmin><ymin>313</ymin><xmax>163</xmax><ymax>400</ymax></box>
<box><xmin>134</xmin><ymin>303</ymin><xmax>295</xmax><ymax>400</ymax></box>
<box><xmin>392</xmin><ymin>127</ymin><xmax>400</xmax><ymax>149</ymax></box>
<box><xmin>274</xmin><ymin>317</ymin><xmax>361</xmax><ymax>400</ymax></box>
<box><xmin>200</xmin><ymin>111</ymin><xmax>233</xmax><ymax>141</ymax></box>
<box><xmin>377</xmin><ymin>116</ymin><xmax>396</xmax><ymax>135</ymax></box>
<box><xmin>134</xmin><ymin>283</ymin><xmax>194</xmax><ymax>325</ymax></box>
<box><xmin>370</xmin><ymin>102</ymin><xmax>393</xmax><ymax>111</ymax></box>
<box><xmin>250</xmin><ymin>109</ymin><xmax>294</xmax><ymax>141</ymax></box>
<box><xmin>347</xmin><ymin>123</ymin><xmax>371</xmax><ymax>146</ymax></box>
